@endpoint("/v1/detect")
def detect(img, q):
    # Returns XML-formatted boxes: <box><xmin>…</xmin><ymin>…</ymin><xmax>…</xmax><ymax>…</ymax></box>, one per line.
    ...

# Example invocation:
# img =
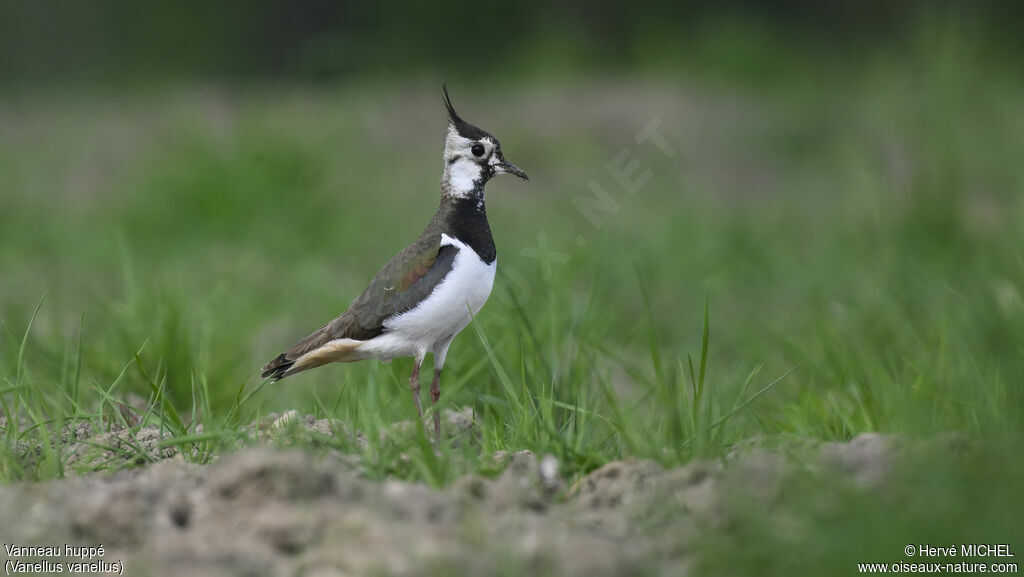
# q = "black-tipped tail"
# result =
<box><xmin>261</xmin><ymin>354</ymin><xmax>295</xmax><ymax>381</ymax></box>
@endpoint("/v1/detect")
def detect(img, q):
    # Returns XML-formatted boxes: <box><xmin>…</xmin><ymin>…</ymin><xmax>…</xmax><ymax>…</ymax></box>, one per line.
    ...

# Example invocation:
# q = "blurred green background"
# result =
<box><xmin>1</xmin><ymin>1</ymin><xmax>1023</xmax><ymax>571</ymax></box>
<box><xmin>3</xmin><ymin>0</ymin><xmax>1022</xmax><ymax>445</ymax></box>
<box><xmin>3</xmin><ymin>1</ymin><xmax>1023</xmax><ymax>86</ymax></box>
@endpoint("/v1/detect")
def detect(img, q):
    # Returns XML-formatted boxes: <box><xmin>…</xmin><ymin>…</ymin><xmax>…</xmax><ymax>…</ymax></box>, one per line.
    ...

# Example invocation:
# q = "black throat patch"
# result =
<box><xmin>440</xmin><ymin>195</ymin><xmax>496</xmax><ymax>264</ymax></box>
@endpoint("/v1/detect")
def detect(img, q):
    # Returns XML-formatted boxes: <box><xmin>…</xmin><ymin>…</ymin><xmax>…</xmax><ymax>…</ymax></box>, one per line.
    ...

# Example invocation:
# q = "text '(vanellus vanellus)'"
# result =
<box><xmin>261</xmin><ymin>86</ymin><xmax>528</xmax><ymax>439</ymax></box>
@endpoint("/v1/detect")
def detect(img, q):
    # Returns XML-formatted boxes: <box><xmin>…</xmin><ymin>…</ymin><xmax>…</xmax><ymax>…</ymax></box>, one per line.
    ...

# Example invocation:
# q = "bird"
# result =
<box><xmin>261</xmin><ymin>85</ymin><xmax>528</xmax><ymax>439</ymax></box>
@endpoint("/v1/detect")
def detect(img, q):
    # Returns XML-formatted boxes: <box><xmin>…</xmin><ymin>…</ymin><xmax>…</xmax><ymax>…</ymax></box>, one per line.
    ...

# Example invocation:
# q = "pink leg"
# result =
<box><xmin>409</xmin><ymin>358</ymin><xmax>424</xmax><ymax>418</ymax></box>
<box><xmin>430</xmin><ymin>367</ymin><xmax>442</xmax><ymax>439</ymax></box>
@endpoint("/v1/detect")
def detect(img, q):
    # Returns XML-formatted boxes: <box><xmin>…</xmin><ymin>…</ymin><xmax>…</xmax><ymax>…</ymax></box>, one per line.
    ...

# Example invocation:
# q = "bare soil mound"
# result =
<box><xmin>0</xmin><ymin>422</ymin><xmax>914</xmax><ymax>576</ymax></box>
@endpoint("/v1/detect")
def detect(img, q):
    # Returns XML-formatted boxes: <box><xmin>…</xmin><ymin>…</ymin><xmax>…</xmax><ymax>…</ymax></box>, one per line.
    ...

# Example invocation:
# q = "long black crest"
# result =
<box><xmin>442</xmin><ymin>83</ymin><xmax>462</xmax><ymax>125</ymax></box>
<box><xmin>441</xmin><ymin>83</ymin><xmax>488</xmax><ymax>140</ymax></box>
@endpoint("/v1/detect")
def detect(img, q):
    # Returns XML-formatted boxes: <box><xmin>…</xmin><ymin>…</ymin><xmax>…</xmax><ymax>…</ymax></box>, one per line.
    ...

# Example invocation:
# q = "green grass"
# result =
<box><xmin>1</xmin><ymin>46</ymin><xmax>1024</xmax><ymax>572</ymax></box>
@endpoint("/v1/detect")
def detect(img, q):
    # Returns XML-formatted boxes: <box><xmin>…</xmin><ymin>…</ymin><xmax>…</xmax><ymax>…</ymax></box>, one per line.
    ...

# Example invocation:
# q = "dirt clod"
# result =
<box><xmin>0</xmin><ymin>426</ymin><xmax>927</xmax><ymax>576</ymax></box>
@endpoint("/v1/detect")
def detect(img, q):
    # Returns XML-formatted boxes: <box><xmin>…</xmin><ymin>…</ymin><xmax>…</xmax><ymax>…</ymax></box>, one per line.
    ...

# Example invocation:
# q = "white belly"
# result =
<box><xmin>363</xmin><ymin>234</ymin><xmax>495</xmax><ymax>360</ymax></box>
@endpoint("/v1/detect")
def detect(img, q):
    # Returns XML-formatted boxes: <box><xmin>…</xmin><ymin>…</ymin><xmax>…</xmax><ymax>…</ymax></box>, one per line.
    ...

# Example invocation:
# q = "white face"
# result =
<box><xmin>443</xmin><ymin>126</ymin><xmax>498</xmax><ymax>196</ymax></box>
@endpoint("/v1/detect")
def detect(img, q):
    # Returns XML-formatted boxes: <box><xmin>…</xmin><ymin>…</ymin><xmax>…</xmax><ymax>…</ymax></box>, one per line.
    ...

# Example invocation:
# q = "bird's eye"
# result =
<box><xmin>471</xmin><ymin>143</ymin><xmax>485</xmax><ymax>157</ymax></box>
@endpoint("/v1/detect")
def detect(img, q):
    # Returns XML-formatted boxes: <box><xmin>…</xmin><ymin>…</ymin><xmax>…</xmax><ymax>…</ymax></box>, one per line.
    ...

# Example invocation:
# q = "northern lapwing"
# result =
<box><xmin>261</xmin><ymin>86</ymin><xmax>528</xmax><ymax>439</ymax></box>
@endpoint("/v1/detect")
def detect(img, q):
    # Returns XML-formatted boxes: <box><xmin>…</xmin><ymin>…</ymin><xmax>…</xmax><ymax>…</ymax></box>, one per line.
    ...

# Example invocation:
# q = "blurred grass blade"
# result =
<box><xmin>16</xmin><ymin>288</ymin><xmax>50</xmax><ymax>385</ymax></box>
<box><xmin>134</xmin><ymin>350</ymin><xmax>186</xmax><ymax>434</ymax></box>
